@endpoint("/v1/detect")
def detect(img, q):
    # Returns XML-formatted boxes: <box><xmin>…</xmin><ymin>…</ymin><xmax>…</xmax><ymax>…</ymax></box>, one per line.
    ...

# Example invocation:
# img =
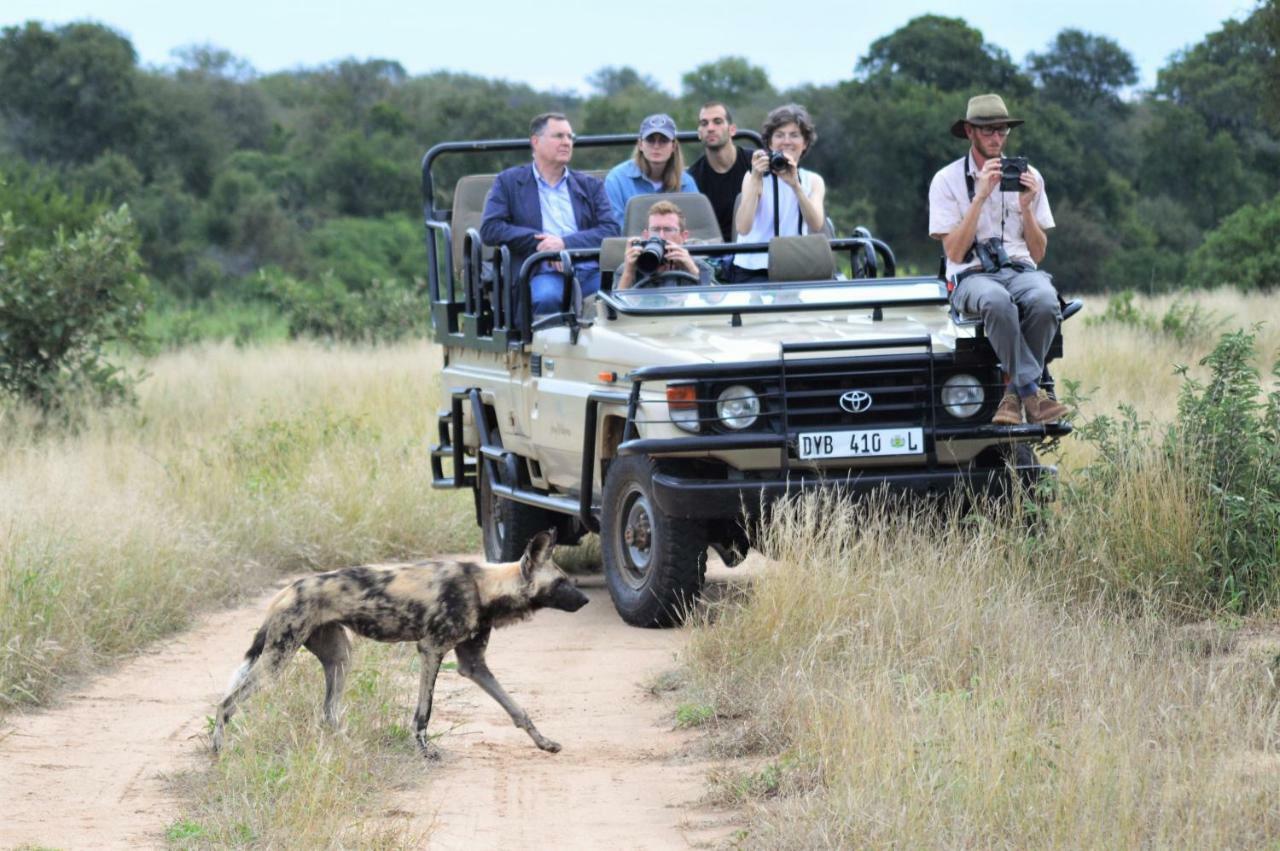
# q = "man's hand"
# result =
<box><xmin>1017</xmin><ymin>169</ymin><xmax>1042</xmax><ymax>211</ymax></box>
<box><xmin>662</xmin><ymin>242</ymin><xmax>699</xmax><ymax>275</ymax></box>
<box><xmin>535</xmin><ymin>233</ymin><xmax>566</xmax><ymax>253</ymax></box>
<box><xmin>974</xmin><ymin>157</ymin><xmax>1002</xmax><ymax>201</ymax></box>
<box><xmin>623</xmin><ymin>240</ymin><xmax>642</xmax><ymax>272</ymax></box>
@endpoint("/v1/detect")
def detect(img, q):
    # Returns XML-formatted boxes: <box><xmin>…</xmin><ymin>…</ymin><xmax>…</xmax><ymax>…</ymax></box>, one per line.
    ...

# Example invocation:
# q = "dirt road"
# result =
<box><xmin>0</xmin><ymin>564</ymin><xmax>741</xmax><ymax>849</ymax></box>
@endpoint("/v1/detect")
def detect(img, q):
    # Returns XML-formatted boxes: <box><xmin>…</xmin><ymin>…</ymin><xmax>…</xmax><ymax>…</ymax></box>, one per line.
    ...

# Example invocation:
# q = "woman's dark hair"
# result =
<box><xmin>762</xmin><ymin>104</ymin><xmax>817</xmax><ymax>154</ymax></box>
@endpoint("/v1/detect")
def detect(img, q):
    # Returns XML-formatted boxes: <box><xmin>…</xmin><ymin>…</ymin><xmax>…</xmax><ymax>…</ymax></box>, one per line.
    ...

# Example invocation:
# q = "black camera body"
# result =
<box><xmin>768</xmin><ymin>149</ymin><xmax>790</xmax><ymax>173</ymax></box>
<box><xmin>634</xmin><ymin>236</ymin><xmax>666</xmax><ymax>274</ymax></box>
<box><xmin>1000</xmin><ymin>156</ymin><xmax>1028</xmax><ymax>192</ymax></box>
<box><xmin>974</xmin><ymin>237</ymin><xmax>1012</xmax><ymax>273</ymax></box>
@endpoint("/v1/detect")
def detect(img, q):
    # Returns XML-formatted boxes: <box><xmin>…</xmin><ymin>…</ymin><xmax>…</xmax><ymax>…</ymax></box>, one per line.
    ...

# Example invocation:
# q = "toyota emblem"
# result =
<box><xmin>838</xmin><ymin>390</ymin><xmax>873</xmax><ymax>414</ymax></box>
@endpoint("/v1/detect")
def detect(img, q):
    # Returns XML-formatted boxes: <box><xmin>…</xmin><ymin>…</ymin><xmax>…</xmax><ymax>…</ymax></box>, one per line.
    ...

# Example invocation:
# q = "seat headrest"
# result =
<box><xmin>599</xmin><ymin>236</ymin><xmax>631</xmax><ymax>272</ymax></box>
<box><xmin>767</xmin><ymin>234</ymin><xmax>836</xmax><ymax>282</ymax></box>
<box><xmin>622</xmin><ymin>192</ymin><xmax>723</xmax><ymax>242</ymax></box>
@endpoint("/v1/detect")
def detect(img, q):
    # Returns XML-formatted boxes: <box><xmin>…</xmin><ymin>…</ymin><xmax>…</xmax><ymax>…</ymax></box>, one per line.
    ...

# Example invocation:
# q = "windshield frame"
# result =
<box><xmin>598</xmin><ymin>276</ymin><xmax>949</xmax><ymax>318</ymax></box>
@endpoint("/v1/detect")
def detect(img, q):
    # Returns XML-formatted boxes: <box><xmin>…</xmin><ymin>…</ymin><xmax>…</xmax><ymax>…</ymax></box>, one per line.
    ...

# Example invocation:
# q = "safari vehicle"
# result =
<box><xmin>422</xmin><ymin>132</ymin><xmax>1074</xmax><ymax>627</ymax></box>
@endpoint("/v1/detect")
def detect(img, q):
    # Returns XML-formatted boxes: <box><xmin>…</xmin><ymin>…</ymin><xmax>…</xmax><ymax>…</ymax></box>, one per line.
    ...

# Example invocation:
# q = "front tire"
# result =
<box><xmin>478</xmin><ymin>447</ymin><xmax>559</xmax><ymax>562</ymax></box>
<box><xmin>601</xmin><ymin>455</ymin><xmax>706</xmax><ymax>627</ymax></box>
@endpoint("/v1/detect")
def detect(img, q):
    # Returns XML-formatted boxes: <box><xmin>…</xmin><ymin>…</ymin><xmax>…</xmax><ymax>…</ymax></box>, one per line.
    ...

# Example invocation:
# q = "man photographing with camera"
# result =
<box><xmin>928</xmin><ymin>93</ymin><xmax>1067</xmax><ymax>426</ymax></box>
<box><xmin>616</xmin><ymin>200</ymin><xmax>717</xmax><ymax>290</ymax></box>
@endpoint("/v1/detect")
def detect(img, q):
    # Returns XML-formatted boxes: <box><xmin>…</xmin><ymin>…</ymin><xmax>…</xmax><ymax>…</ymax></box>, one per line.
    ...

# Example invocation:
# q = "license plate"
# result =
<box><xmin>796</xmin><ymin>427</ymin><xmax>924</xmax><ymax>460</ymax></box>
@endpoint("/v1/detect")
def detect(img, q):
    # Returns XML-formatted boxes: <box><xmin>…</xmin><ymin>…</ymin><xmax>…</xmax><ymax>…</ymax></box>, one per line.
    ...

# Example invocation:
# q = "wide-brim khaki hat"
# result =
<box><xmin>950</xmin><ymin>94</ymin><xmax>1025</xmax><ymax>138</ymax></box>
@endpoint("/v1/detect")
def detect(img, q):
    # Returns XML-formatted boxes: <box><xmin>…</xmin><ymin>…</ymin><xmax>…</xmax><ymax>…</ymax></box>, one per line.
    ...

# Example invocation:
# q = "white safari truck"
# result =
<box><xmin>422</xmin><ymin>132</ymin><xmax>1075</xmax><ymax>627</ymax></box>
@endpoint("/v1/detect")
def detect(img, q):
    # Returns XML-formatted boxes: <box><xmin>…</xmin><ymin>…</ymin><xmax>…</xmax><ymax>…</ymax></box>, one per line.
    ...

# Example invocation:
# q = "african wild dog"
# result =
<box><xmin>212</xmin><ymin>529</ymin><xmax>587</xmax><ymax>755</ymax></box>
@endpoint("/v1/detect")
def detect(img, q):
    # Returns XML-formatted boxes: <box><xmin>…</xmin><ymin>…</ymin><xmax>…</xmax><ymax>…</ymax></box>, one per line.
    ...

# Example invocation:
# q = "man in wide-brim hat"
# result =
<box><xmin>928</xmin><ymin>94</ymin><xmax>1067</xmax><ymax>426</ymax></box>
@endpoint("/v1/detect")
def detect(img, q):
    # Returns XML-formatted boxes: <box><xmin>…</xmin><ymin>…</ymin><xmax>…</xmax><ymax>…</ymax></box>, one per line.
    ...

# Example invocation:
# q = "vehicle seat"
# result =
<box><xmin>767</xmin><ymin>234</ymin><xmax>835</xmax><ymax>282</ymax></box>
<box><xmin>451</xmin><ymin>173</ymin><xmax>497</xmax><ymax>276</ymax></box>
<box><xmin>598</xmin><ymin>236</ymin><xmax>631</xmax><ymax>291</ymax></box>
<box><xmin>622</xmin><ymin>192</ymin><xmax>722</xmax><ymax>242</ymax></box>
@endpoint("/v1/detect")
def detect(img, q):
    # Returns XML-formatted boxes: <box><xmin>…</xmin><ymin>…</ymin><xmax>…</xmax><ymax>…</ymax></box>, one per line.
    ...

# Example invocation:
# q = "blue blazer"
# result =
<box><xmin>479</xmin><ymin>164</ymin><xmax>620</xmax><ymax>277</ymax></box>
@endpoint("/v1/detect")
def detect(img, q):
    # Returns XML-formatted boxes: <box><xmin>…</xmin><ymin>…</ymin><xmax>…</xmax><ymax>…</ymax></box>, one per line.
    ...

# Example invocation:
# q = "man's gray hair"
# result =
<box><xmin>530</xmin><ymin>112</ymin><xmax>569</xmax><ymax>136</ymax></box>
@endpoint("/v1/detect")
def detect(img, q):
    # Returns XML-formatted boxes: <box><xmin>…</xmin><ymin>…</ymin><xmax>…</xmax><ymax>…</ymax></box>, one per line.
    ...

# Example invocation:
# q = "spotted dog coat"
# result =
<box><xmin>212</xmin><ymin>530</ymin><xmax>586</xmax><ymax>755</ymax></box>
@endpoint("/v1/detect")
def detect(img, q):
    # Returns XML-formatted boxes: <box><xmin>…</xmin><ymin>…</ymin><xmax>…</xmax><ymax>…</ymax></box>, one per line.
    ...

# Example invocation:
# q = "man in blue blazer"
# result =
<box><xmin>480</xmin><ymin>113</ymin><xmax>620</xmax><ymax>319</ymax></box>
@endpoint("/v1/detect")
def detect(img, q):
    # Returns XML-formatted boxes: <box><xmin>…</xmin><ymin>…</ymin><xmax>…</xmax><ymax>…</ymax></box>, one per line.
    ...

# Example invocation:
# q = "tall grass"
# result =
<box><xmin>167</xmin><ymin>643</ymin><xmax>428</xmax><ymax>849</ymax></box>
<box><xmin>0</xmin><ymin>340</ymin><xmax>476</xmax><ymax>709</ymax></box>
<box><xmin>683</xmin><ymin>289</ymin><xmax>1280</xmax><ymax>846</ymax></box>
<box><xmin>685</xmin><ymin>496</ymin><xmax>1280</xmax><ymax>847</ymax></box>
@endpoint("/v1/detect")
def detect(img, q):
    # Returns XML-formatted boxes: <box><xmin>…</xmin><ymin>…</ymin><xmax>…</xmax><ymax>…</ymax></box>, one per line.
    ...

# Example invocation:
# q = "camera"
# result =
<box><xmin>974</xmin><ymin>237</ymin><xmax>1012</xmax><ymax>273</ymax></box>
<box><xmin>1000</xmin><ymin>156</ymin><xmax>1028</xmax><ymax>192</ymax></box>
<box><xmin>634</xmin><ymin>236</ymin><xmax>666</xmax><ymax>274</ymax></box>
<box><xmin>768</xmin><ymin>149</ymin><xmax>790</xmax><ymax>173</ymax></box>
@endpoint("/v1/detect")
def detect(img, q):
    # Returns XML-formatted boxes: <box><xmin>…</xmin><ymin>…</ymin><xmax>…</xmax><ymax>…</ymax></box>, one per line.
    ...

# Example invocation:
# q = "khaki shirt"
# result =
<box><xmin>928</xmin><ymin>153</ymin><xmax>1054</xmax><ymax>280</ymax></box>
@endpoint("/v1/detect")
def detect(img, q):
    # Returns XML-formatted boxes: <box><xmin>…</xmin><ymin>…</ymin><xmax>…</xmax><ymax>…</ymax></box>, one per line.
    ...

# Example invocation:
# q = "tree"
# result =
<box><xmin>857</xmin><ymin>15</ymin><xmax>1029</xmax><ymax>96</ymax></box>
<box><xmin>1027</xmin><ymin>29</ymin><xmax>1138</xmax><ymax>110</ymax></box>
<box><xmin>586</xmin><ymin>66</ymin><xmax>662</xmax><ymax>98</ymax></box>
<box><xmin>681</xmin><ymin>56</ymin><xmax>775</xmax><ymax>104</ymax></box>
<box><xmin>0</xmin><ymin>21</ymin><xmax>143</xmax><ymax>163</ymax></box>
<box><xmin>1187</xmin><ymin>192</ymin><xmax>1280</xmax><ymax>290</ymax></box>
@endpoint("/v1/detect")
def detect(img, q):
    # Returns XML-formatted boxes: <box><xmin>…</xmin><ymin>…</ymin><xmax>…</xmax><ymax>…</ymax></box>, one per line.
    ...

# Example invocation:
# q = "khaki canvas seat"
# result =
<box><xmin>622</xmin><ymin>192</ymin><xmax>722</xmax><ymax>242</ymax></box>
<box><xmin>767</xmin><ymin>234</ymin><xmax>835</xmax><ymax>282</ymax></box>
<box><xmin>451</xmin><ymin>173</ymin><xmax>498</xmax><ymax>276</ymax></box>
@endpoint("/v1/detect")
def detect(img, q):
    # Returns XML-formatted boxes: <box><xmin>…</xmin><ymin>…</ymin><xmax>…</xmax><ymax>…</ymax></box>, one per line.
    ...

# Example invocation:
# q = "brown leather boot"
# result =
<box><xmin>992</xmin><ymin>392</ymin><xmax>1022</xmax><ymax>425</ymax></box>
<box><xmin>1025</xmin><ymin>389</ymin><xmax>1068</xmax><ymax>424</ymax></box>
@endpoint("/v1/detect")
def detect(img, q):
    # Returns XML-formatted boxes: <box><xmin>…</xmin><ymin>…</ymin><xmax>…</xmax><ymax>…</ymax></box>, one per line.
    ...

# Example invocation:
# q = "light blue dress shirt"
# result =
<box><xmin>604</xmin><ymin>159</ymin><xmax>699</xmax><ymax>224</ymax></box>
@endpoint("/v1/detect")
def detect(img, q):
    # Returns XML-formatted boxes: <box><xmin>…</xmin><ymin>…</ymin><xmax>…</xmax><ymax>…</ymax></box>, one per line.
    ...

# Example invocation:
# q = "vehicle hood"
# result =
<box><xmin>595</xmin><ymin>310</ymin><xmax>959</xmax><ymax>366</ymax></box>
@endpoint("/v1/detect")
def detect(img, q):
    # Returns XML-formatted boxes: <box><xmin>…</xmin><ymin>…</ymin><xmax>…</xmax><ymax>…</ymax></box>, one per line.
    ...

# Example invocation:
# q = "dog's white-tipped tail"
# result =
<box><xmin>224</xmin><ymin>658</ymin><xmax>251</xmax><ymax>695</ymax></box>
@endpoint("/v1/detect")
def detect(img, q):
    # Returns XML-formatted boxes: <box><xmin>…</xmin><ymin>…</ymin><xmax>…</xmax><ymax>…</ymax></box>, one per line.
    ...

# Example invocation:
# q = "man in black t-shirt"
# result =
<box><xmin>686</xmin><ymin>101</ymin><xmax>751</xmax><ymax>243</ymax></box>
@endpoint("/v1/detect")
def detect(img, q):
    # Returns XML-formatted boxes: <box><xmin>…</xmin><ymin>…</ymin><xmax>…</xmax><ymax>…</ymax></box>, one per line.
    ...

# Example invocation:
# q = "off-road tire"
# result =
<box><xmin>478</xmin><ymin>447</ymin><xmax>559</xmax><ymax>562</ymax></box>
<box><xmin>601</xmin><ymin>455</ymin><xmax>706</xmax><ymax>627</ymax></box>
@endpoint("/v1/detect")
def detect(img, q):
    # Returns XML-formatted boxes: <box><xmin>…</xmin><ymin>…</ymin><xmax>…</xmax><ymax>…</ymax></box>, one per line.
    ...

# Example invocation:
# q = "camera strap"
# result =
<box><xmin>771</xmin><ymin>173</ymin><xmax>780</xmax><ymax>237</ymax></box>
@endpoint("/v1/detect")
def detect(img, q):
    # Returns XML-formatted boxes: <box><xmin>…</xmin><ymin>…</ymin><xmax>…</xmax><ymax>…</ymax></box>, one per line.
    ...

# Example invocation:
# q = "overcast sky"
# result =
<box><xmin>0</xmin><ymin>0</ymin><xmax>1257</xmax><ymax>95</ymax></box>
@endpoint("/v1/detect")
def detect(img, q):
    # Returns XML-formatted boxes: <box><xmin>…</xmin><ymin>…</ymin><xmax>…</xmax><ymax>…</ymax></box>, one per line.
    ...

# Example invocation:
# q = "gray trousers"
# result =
<box><xmin>951</xmin><ymin>267</ymin><xmax>1060</xmax><ymax>389</ymax></box>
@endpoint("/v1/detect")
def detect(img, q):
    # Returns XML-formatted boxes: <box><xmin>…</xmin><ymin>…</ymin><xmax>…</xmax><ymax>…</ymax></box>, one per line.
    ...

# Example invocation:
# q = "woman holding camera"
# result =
<box><xmin>730</xmin><ymin>103</ymin><xmax>827</xmax><ymax>283</ymax></box>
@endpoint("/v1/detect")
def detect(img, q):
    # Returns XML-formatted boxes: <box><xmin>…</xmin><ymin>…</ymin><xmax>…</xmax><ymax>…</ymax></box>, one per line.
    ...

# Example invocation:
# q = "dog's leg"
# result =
<box><xmin>454</xmin><ymin>629</ymin><xmax>561</xmax><ymax>753</ymax></box>
<box><xmin>413</xmin><ymin>642</ymin><xmax>444</xmax><ymax>756</ymax></box>
<box><xmin>304</xmin><ymin>623</ymin><xmax>351</xmax><ymax>727</ymax></box>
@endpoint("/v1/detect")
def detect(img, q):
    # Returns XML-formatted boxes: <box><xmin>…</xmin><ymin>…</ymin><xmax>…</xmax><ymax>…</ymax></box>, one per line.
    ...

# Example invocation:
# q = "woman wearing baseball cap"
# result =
<box><xmin>604</xmin><ymin>113</ymin><xmax>700</xmax><ymax>223</ymax></box>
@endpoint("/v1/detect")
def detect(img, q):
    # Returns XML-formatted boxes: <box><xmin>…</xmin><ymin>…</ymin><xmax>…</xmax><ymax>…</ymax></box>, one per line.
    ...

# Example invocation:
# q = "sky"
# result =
<box><xmin>0</xmin><ymin>0</ymin><xmax>1257</xmax><ymax>96</ymax></box>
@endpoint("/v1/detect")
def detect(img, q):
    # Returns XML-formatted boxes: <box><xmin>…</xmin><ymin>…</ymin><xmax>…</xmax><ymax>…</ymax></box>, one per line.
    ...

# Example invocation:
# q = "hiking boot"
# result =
<box><xmin>992</xmin><ymin>392</ymin><xmax>1022</xmax><ymax>425</ymax></box>
<box><xmin>1025</xmin><ymin>389</ymin><xmax>1068</xmax><ymax>425</ymax></box>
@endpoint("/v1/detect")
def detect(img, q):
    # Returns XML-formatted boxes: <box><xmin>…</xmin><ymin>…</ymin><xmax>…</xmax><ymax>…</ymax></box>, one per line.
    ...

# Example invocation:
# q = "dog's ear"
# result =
<box><xmin>519</xmin><ymin>528</ymin><xmax>558</xmax><ymax>581</ymax></box>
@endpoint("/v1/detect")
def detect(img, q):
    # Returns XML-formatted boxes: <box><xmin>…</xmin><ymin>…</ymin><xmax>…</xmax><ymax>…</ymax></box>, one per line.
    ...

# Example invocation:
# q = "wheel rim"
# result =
<box><xmin>617</xmin><ymin>485</ymin><xmax>654</xmax><ymax>590</ymax></box>
<box><xmin>489</xmin><ymin>486</ymin><xmax>506</xmax><ymax>549</ymax></box>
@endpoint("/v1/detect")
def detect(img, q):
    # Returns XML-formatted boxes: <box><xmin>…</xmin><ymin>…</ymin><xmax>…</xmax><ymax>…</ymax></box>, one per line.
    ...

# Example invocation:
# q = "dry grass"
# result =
<box><xmin>0</xmin><ymin>340</ymin><xmax>476</xmax><ymax>709</ymax></box>
<box><xmin>686</xmin><ymin>496</ymin><xmax>1280</xmax><ymax>848</ymax></box>
<box><xmin>683</xmin><ymin>289</ymin><xmax>1280</xmax><ymax>847</ymax></box>
<box><xmin>166</xmin><ymin>642</ymin><xmax>429</xmax><ymax>849</ymax></box>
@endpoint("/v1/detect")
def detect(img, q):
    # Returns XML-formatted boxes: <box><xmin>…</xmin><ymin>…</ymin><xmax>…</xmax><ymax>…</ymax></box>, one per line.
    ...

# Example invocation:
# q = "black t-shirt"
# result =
<box><xmin>687</xmin><ymin>145</ymin><xmax>752</xmax><ymax>243</ymax></box>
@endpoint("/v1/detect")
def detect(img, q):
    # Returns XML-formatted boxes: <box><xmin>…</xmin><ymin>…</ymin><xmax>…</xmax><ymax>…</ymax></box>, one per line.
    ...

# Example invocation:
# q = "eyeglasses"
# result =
<box><xmin>542</xmin><ymin>131</ymin><xmax>576</xmax><ymax>142</ymax></box>
<box><xmin>975</xmin><ymin>125</ymin><xmax>1011</xmax><ymax>137</ymax></box>
<box><xmin>647</xmin><ymin>225</ymin><xmax>681</xmax><ymax>236</ymax></box>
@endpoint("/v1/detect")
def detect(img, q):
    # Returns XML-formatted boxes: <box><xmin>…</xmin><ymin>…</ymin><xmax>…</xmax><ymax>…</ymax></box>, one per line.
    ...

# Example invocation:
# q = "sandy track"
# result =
<box><xmin>0</xmin><ymin>565</ymin><xmax>741</xmax><ymax>850</ymax></box>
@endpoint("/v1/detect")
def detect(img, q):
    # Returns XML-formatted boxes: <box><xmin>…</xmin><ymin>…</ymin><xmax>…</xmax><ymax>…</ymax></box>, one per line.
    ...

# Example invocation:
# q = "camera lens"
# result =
<box><xmin>636</xmin><ymin>237</ymin><xmax>665</xmax><ymax>274</ymax></box>
<box><xmin>768</xmin><ymin>150</ymin><xmax>789</xmax><ymax>173</ymax></box>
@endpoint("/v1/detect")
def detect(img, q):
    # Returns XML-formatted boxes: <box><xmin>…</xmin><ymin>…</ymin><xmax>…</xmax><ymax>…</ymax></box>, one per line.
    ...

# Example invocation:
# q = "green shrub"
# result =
<box><xmin>1086</xmin><ymin>290</ymin><xmax>1224</xmax><ymax>345</ymax></box>
<box><xmin>258</xmin><ymin>267</ymin><xmax>427</xmax><ymax>343</ymax></box>
<box><xmin>1064</xmin><ymin>328</ymin><xmax>1280</xmax><ymax>610</ymax></box>
<box><xmin>1187</xmin><ymin>193</ymin><xmax>1280</xmax><ymax>291</ymax></box>
<box><xmin>0</xmin><ymin>205</ymin><xmax>149</xmax><ymax>409</ymax></box>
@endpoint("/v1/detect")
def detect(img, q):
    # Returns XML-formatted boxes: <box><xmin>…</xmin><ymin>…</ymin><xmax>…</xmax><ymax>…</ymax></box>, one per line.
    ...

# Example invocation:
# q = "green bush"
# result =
<box><xmin>1187</xmin><ymin>193</ymin><xmax>1280</xmax><ymax>291</ymax></box>
<box><xmin>257</xmin><ymin>268</ymin><xmax>427</xmax><ymax>343</ymax></box>
<box><xmin>0</xmin><ymin>205</ymin><xmax>149</xmax><ymax>409</ymax></box>
<box><xmin>1064</xmin><ymin>328</ymin><xmax>1280</xmax><ymax>610</ymax></box>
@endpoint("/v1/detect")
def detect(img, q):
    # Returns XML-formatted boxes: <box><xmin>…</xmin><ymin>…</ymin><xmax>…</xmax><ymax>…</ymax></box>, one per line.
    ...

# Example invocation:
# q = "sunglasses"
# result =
<box><xmin>975</xmin><ymin>125</ymin><xmax>1012</xmax><ymax>137</ymax></box>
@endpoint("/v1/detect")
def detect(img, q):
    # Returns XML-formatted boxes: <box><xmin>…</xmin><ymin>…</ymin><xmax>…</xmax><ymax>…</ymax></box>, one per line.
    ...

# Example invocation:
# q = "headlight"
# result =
<box><xmin>716</xmin><ymin>384</ymin><xmax>760</xmax><ymax>430</ymax></box>
<box><xmin>941</xmin><ymin>374</ymin><xmax>984</xmax><ymax>419</ymax></box>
